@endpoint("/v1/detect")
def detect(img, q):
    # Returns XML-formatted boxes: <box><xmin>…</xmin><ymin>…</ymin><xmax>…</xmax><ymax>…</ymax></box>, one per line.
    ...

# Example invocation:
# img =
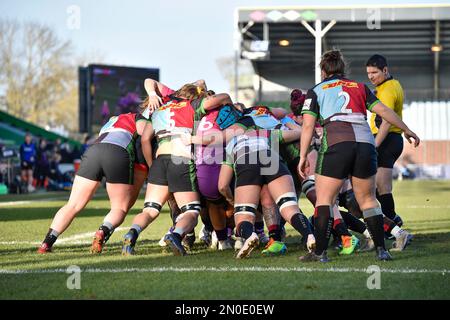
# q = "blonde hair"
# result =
<box><xmin>174</xmin><ymin>84</ymin><xmax>207</xmax><ymax>100</ymax></box>
<box><xmin>140</xmin><ymin>83</ymin><xmax>207</xmax><ymax>113</ymax></box>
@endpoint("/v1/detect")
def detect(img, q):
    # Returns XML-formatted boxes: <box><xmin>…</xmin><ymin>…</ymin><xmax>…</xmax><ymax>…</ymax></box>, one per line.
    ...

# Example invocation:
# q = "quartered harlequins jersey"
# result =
<box><xmin>242</xmin><ymin>105</ymin><xmax>281</xmax><ymax>130</ymax></box>
<box><xmin>98</xmin><ymin>112</ymin><xmax>148</xmax><ymax>150</ymax></box>
<box><xmin>151</xmin><ymin>95</ymin><xmax>206</xmax><ymax>145</ymax></box>
<box><xmin>223</xmin><ymin>129</ymin><xmax>283</xmax><ymax>169</ymax></box>
<box><xmin>301</xmin><ymin>75</ymin><xmax>379</xmax><ymax>147</ymax></box>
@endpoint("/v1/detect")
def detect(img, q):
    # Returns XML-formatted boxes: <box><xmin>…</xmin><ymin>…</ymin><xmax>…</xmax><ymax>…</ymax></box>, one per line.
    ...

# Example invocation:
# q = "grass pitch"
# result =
<box><xmin>0</xmin><ymin>180</ymin><xmax>449</xmax><ymax>300</ymax></box>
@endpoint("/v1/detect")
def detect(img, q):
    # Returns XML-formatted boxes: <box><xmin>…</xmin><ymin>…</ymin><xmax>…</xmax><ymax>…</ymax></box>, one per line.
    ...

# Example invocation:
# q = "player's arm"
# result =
<box><xmin>298</xmin><ymin>89</ymin><xmax>319</xmax><ymax>179</ymax></box>
<box><xmin>279</xmin><ymin>128</ymin><xmax>301</xmax><ymax>143</ymax></box>
<box><xmin>365</xmin><ymin>85</ymin><xmax>419</xmax><ymax>147</ymax></box>
<box><xmin>370</xmin><ymin>102</ymin><xmax>419</xmax><ymax>147</ymax></box>
<box><xmin>144</xmin><ymin>78</ymin><xmax>172</xmax><ymax>112</ymax></box>
<box><xmin>375</xmin><ymin>119</ymin><xmax>391</xmax><ymax>148</ymax></box>
<box><xmin>270</xmin><ymin>107</ymin><xmax>288</xmax><ymax>119</ymax></box>
<box><xmin>140</xmin><ymin>121</ymin><xmax>155</xmax><ymax>168</ymax></box>
<box><xmin>218</xmin><ymin>163</ymin><xmax>234</xmax><ymax>205</ymax></box>
<box><xmin>144</xmin><ymin>78</ymin><xmax>172</xmax><ymax>97</ymax></box>
<box><xmin>202</xmin><ymin>93</ymin><xmax>233</xmax><ymax>111</ymax></box>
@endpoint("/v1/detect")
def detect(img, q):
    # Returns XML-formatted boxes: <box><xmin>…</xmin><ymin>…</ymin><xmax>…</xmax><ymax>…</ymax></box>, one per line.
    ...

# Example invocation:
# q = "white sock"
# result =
<box><xmin>391</xmin><ymin>226</ymin><xmax>403</xmax><ymax>238</ymax></box>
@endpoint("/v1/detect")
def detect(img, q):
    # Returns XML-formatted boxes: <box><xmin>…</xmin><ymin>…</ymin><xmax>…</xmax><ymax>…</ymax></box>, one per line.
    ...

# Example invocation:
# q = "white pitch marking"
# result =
<box><xmin>0</xmin><ymin>266</ymin><xmax>448</xmax><ymax>275</ymax></box>
<box><xmin>0</xmin><ymin>227</ymin><xmax>127</xmax><ymax>245</ymax></box>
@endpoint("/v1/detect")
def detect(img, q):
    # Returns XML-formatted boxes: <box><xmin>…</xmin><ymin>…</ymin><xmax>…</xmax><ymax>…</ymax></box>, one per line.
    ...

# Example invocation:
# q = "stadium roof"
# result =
<box><xmin>236</xmin><ymin>3</ymin><xmax>450</xmax><ymax>101</ymax></box>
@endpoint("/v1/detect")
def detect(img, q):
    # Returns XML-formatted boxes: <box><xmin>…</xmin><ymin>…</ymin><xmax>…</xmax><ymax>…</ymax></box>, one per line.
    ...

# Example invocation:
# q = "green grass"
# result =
<box><xmin>1</xmin><ymin>180</ymin><xmax>449</xmax><ymax>300</ymax></box>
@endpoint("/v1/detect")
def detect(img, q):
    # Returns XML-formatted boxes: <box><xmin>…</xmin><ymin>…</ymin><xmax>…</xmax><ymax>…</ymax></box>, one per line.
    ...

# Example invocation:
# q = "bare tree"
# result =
<box><xmin>0</xmin><ymin>19</ymin><xmax>78</xmax><ymax>131</ymax></box>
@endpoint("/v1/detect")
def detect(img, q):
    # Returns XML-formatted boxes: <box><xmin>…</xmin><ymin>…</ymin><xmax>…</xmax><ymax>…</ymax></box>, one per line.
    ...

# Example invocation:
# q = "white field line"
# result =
<box><xmin>0</xmin><ymin>227</ymin><xmax>127</xmax><ymax>246</ymax></box>
<box><xmin>0</xmin><ymin>192</ymin><xmax>108</xmax><ymax>207</ymax></box>
<box><xmin>0</xmin><ymin>266</ymin><xmax>449</xmax><ymax>275</ymax></box>
<box><xmin>0</xmin><ymin>200</ymin><xmax>33</xmax><ymax>207</ymax></box>
<box><xmin>398</xmin><ymin>205</ymin><xmax>450</xmax><ymax>209</ymax></box>
<box><xmin>0</xmin><ymin>197</ymin><xmax>70</xmax><ymax>207</ymax></box>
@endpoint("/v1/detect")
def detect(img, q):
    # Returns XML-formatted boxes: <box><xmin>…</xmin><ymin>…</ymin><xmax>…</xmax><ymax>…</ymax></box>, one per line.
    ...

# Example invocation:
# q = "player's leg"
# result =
<box><xmin>299</xmin><ymin>173</ymin><xmax>344</xmax><ymax>262</ymax></box>
<box><xmin>122</xmin><ymin>183</ymin><xmax>169</xmax><ymax>255</ymax></box>
<box><xmin>259</xmin><ymin>184</ymin><xmax>286</xmax><ymax>255</ymax></box>
<box><xmin>91</xmin><ymin>182</ymin><xmax>134</xmax><ymax>253</ymax></box>
<box><xmin>122</xmin><ymin>156</ymin><xmax>170</xmax><ymax>255</ymax></box>
<box><xmin>38</xmin><ymin>175</ymin><xmax>100</xmax><ymax>253</ymax></box>
<box><xmin>375</xmin><ymin>133</ymin><xmax>404</xmax><ymax>225</ymax></box>
<box><xmin>162</xmin><ymin>156</ymin><xmax>201</xmax><ymax>256</ymax></box>
<box><xmin>168</xmin><ymin>191</ymin><xmax>201</xmax><ymax>256</ymax></box>
<box><xmin>234</xmin><ymin>184</ymin><xmax>261</xmax><ymax>259</ymax></box>
<box><xmin>267</xmin><ymin>174</ymin><xmax>315</xmax><ymax>252</ymax></box>
<box><xmin>352</xmin><ymin>142</ymin><xmax>392</xmax><ymax>261</ymax></box>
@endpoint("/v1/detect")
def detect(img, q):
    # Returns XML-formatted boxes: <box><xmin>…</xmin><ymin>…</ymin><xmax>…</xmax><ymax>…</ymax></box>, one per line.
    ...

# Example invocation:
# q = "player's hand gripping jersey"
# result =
<box><xmin>302</xmin><ymin>75</ymin><xmax>379</xmax><ymax>147</ymax></box>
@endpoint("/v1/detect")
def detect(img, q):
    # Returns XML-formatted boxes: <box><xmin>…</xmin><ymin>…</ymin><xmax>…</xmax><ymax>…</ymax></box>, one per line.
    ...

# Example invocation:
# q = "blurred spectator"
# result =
<box><xmin>51</xmin><ymin>138</ymin><xmax>62</xmax><ymax>154</ymax></box>
<box><xmin>48</xmin><ymin>152</ymin><xmax>63</xmax><ymax>183</ymax></box>
<box><xmin>59</xmin><ymin>139</ymin><xmax>73</xmax><ymax>163</ymax></box>
<box><xmin>19</xmin><ymin>132</ymin><xmax>36</xmax><ymax>192</ymax></box>
<box><xmin>34</xmin><ymin>138</ymin><xmax>50</xmax><ymax>189</ymax></box>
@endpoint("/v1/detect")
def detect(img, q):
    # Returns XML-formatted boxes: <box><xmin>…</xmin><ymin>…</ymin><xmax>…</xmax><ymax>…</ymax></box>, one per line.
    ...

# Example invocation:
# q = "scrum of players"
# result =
<box><xmin>37</xmin><ymin>50</ymin><xmax>420</xmax><ymax>262</ymax></box>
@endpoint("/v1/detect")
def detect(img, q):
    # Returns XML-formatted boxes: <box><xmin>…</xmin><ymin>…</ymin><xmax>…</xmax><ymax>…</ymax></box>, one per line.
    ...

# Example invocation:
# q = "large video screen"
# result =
<box><xmin>87</xmin><ymin>64</ymin><xmax>159</xmax><ymax>134</ymax></box>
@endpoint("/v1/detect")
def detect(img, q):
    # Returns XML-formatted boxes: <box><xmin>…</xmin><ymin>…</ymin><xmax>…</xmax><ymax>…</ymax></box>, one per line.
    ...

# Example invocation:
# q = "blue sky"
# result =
<box><xmin>0</xmin><ymin>0</ymin><xmax>447</xmax><ymax>93</ymax></box>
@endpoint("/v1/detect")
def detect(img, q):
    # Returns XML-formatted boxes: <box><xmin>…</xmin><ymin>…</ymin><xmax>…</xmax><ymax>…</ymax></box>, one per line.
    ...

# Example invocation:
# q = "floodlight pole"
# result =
<box><xmin>233</xmin><ymin>8</ymin><xmax>240</xmax><ymax>102</ymax></box>
<box><xmin>301</xmin><ymin>20</ymin><xmax>336</xmax><ymax>84</ymax></box>
<box><xmin>434</xmin><ymin>20</ymin><xmax>441</xmax><ymax>100</ymax></box>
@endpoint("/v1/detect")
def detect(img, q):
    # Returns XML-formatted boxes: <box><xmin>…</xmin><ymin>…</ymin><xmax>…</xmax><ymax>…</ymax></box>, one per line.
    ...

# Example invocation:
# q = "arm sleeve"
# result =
<box><xmin>301</xmin><ymin>89</ymin><xmax>319</xmax><ymax>118</ymax></box>
<box><xmin>365</xmin><ymin>85</ymin><xmax>381</xmax><ymax>111</ymax></box>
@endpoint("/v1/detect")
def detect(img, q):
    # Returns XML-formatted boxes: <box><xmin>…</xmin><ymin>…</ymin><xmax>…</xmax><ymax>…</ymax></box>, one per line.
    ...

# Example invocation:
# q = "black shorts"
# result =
<box><xmin>77</xmin><ymin>143</ymin><xmax>134</xmax><ymax>184</ymax></box>
<box><xmin>235</xmin><ymin>152</ymin><xmax>291</xmax><ymax>188</ymax></box>
<box><xmin>147</xmin><ymin>155</ymin><xmax>198</xmax><ymax>193</ymax></box>
<box><xmin>287</xmin><ymin>158</ymin><xmax>302</xmax><ymax>192</ymax></box>
<box><xmin>316</xmin><ymin>141</ymin><xmax>377</xmax><ymax>179</ymax></box>
<box><xmin>21</xmin><ymin>161</ymin><xmax>34</xmax><ymax>170</ymax></box>
<box><xmin>375</xmin><ymin>132</ymin><xmax>403</xmax><ymax>169</ymax></box>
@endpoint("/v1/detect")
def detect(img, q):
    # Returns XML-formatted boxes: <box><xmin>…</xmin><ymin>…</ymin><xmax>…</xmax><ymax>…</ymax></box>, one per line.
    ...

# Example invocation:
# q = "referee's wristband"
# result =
<box><xmin>148</xmin><ymin>91</ymin><xmax>158</xmax><ymax>97</ymax></box>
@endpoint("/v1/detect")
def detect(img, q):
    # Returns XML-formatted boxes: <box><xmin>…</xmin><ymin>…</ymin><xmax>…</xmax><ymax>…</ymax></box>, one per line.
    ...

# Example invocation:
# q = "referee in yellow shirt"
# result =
<box><xmin>366</xmin><ymin>54</ymin><xmax>404</xmax><ymax>230</ymax></box>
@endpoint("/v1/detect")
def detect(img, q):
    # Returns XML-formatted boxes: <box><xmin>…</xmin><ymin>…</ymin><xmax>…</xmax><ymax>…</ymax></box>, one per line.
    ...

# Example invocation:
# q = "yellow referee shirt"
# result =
<box><xmin>370</xmin><ymin>77</ymin><xmax>404</xmax><ymax>134</ymax></box>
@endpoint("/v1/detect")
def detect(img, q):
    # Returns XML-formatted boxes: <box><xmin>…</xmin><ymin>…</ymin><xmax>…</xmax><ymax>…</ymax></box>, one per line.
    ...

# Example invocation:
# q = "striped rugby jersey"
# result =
<box><xmin>301</xmin><ymin>75</ymin><xmax>379</xmax><ymax>147</ymax></box>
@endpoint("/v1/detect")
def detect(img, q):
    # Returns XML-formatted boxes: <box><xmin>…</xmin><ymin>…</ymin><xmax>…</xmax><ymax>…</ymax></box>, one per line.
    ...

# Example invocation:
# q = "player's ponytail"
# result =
<box><xmin>320</xmin><ymin>50</ymin><xmax>346</xmax><ymax>77</ymax></box>
<box><xmin>175</xmin><ymin>84</ymin><xmax>208</xmax><ymax>100</ymax></box>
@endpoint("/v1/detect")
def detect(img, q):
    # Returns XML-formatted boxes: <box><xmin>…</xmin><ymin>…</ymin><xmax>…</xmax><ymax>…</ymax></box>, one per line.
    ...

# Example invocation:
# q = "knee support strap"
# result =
<box><xmin>363</xmin><ymin>207</ymin><xmax>383</xmax><ymax>219</ymax></box>
<box><xmin>301</xmin><ymin>178</ymin><xmax>316</xmax><ymax>196</ymax></box>
<box><xmin>276</xmin><ymin>192</ymin><xmax>298</xmax><ymax>211</ymax></box>
<box><xmin>144</xmin><ymin>201</ymin><xmax>162</xmax><ymax>212</ymax></box>
<box><xmin>234</xmin><ymin>203</ymin><xmax>257</xmax><ymax>217</ymax></box>
<box><xmin>175</xmin><ymin>201</ymin><xmax>202</xmax><ymax>223</ymax></box>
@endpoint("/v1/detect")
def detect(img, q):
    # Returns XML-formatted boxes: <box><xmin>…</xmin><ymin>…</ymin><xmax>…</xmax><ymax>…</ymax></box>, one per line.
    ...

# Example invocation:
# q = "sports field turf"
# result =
<box><xmin>0</xmin><ymin>180</ymin><xmax>449</xmax><ymax>300</ymax></box>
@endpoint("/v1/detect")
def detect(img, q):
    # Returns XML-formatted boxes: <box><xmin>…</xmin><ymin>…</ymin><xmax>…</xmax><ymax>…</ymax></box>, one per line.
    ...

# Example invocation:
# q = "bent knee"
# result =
<box><xmin>143</xmin><ymin>208</ymin><xmax>160</xmax><ymax>220</ymax></box>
